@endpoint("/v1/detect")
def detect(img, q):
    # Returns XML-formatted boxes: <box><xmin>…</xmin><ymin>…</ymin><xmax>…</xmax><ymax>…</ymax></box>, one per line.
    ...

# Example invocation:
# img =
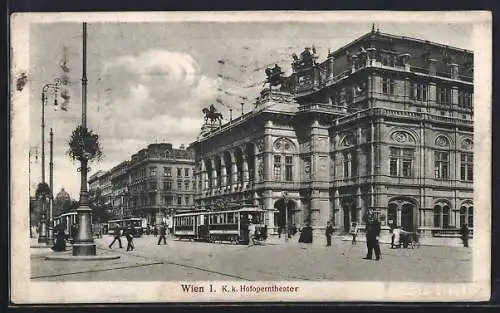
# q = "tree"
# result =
<box><xmin>67</xmin><ymin>125</ymin><xmax>103</xmax><ymax>163</ymax></box>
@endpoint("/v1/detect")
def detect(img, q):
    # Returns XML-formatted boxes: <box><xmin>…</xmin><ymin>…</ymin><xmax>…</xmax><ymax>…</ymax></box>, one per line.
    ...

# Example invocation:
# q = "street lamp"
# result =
<box><xmin>72</xmin><ymin>22</ymin><xmax>96</xmax><ymax>256</ymax></box>
<box><xmin>282</xmin><ymin>191</ymin><xmax>289</xmax><ymax>242</ymax></box>
<box><xmin>38</xmin><ymin>79</ymin><xmax>61</xmax><ymax>244</ymax></box>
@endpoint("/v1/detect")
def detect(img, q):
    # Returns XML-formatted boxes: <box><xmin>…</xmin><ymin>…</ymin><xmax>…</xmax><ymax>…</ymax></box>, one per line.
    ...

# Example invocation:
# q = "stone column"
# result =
<box><xmin>357</xmin><ymin>186</ymin><xmax>363</xmax><ymax>224</ymax></box>
<box><xmin>242</xmin><ymin>154</ymin><xmax>249</xmax><ymax>188</ymax></box>
<box><xmin>263</xmin><ymin>134</ymin><xmax>273</xmax><ymax>182</ymax></box>
<box><xmin>220</xmin><ymin>154</ymin><xmax>227</xmax><ymax>190</ymax></box>
<box><xmin>427</xmin><ymin>58</ymin><xmax>437</xmax><ymax>76</ymax></box>
<box><xmin>328</xmin><ymin>54</ymin><xmax>334</xmax><ymax>80</ymax></box>
<box><xmin>202</xmin><ymin>160</ymin><xmax>208</xmax><ymax>192</ymax></box>
<box><xmin>230</xmin><ymin>151</ymin><xmax>238</xmax><ymax>191</ymax></box>
<box><xmin>211</xmin><ymin>158</ymin><xmax>217</xmax><ymax>195</ymax></box>
<box><xmin>448</xmin><ymin>63</ymin><xmax>459</xmax><ymax>80</ymax></box>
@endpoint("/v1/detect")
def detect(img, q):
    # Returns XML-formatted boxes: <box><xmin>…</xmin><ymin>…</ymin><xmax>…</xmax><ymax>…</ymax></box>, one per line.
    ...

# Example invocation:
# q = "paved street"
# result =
<box><xmin>31</xmin><ymin>235</ymin><xmax>472</xmax><ymax>282</ymax></box>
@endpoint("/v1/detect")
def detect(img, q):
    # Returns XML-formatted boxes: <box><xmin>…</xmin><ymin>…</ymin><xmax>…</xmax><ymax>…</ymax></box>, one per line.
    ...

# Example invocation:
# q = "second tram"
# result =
<box><xmin>173</xmin><ymin>206</ymin><xmax>267</xmax><ymax>244</ymax></box>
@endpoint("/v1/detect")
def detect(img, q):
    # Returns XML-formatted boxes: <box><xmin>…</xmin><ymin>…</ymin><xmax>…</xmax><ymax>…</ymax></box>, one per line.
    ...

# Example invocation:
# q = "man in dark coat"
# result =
<box><xmin>325</xmin><ymin>221</ymin><xmax>334</xmax><ymax>247</ymax></box>
<box><xmin>363</xmin><ymin>210</ymin><xmax>381</xmax><ymax>260</ymax></box>
<box><xmin>124</xmin><ymin>226</ymin><xmax>135</xmax><ymax>251</ymax></box>
<box><xmin>157</xmin><ymin>223</ymin><xmax>167</xmax><ymax>245</ymax></box>
<box><xmin>459</xmin><ymin>224</ymin><xmax>469</xmax><ymax>247</ymax></box>
<box><xmin>298</xmin><ymin>224</ymin><xmax>313</xmax><ymax>244</ymax></box>
<box><xmin>108</xmin><ymin>225</ymin><xmax>123</xmax><ymax>249</ymax></box>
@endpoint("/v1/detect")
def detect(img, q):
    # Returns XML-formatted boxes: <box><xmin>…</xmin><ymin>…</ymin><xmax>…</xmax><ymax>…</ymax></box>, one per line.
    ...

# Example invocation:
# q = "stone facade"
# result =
<box><xmin>127</xmin><ymin>143</ymin><xmax>196</xmax><ymax>226</ymax></box>
<box><xmin>109</xmin><ymin>161</ymin><xmax>130</xmax><ymax>218</ymax></box>
<box><xmin>191</xmin><ymin>29</ymin><xmax>474</xmax><ymax>241</ymax></box>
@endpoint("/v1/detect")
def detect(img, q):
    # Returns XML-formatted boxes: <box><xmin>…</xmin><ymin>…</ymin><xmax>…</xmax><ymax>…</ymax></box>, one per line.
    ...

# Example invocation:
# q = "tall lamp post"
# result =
<box><xmin>47</xmin><ymin>128</ymin><xmax>55</xmax><ymax>245</ymax></box>
<box><xmin>282</xmin><ymin>191</ymin><xmax>289</xmax><ymax>242</ymax></box>
<box><xmin>38</xmin><ymin>80</ymin><xmax>61</xmax><ymax>244</ymax></box>
<box><xmin>72</xmin><ymin>22</ymin><xmax>96</xmax><ymax>256</ymax></box>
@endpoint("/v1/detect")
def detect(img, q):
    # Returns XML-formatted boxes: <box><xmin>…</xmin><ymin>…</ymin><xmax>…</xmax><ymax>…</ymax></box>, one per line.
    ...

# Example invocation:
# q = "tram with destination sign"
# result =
<box><xmin>173</xmin><ymin>206</ymin><xmax>268</xmax><ymax>245</ymax></box>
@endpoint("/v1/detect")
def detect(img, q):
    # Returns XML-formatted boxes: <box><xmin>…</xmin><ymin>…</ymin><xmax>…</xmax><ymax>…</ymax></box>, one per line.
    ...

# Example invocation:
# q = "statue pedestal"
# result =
<box><xmin>198</xmin><ymin>122</ymin><xmax>219</xmax><ymax>138</ymax></box>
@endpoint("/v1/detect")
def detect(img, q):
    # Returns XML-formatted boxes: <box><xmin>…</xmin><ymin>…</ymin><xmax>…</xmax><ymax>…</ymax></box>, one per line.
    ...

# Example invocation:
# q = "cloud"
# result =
<box><xmin>101</xmin><ymin>49</ymin><xmax>220</xmax><ymax>119</ymax></box>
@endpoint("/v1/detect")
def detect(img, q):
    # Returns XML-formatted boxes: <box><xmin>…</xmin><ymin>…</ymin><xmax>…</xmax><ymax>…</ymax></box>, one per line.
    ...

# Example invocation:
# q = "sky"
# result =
<box><xmin>27</xmin><ymin>20</ymin><xmax>473</xmax><ymax>199</ymax></box>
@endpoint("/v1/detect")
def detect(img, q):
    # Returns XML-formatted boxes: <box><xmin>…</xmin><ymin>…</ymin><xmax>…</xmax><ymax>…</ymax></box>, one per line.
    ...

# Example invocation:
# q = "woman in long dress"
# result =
<box><xmin>51</xmin><ymin>223</ymin><xmax>67</xmax><ymax>252</ymax></box>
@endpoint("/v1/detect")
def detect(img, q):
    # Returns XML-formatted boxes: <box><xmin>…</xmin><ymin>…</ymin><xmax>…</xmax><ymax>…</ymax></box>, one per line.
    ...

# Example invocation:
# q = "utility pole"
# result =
<box><xmin>72</xmin><ymin>22</ymin><xmax>96</xmax><ymax>256</ymax></box>
<box><xmin>47</xmin><ymin>128</ymin><xmax>55</xmax><ymax>245</ymax></box>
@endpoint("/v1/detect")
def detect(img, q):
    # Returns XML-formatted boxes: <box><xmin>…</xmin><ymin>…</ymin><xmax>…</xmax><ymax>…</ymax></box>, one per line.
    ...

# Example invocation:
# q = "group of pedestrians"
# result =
<box><xmin>108</xmin><ymin>222</ymin><xmax>170</xmax><ymax>251</ymax></box>
<box><xmin>322</xmin><ymin>209</ymin><xmax>382</xmax><ymax>261</ymax></box>
<box><xmin>108</xmin><ymin>225</ymin><xmax>135</xmax><ymax>251</ymax></box>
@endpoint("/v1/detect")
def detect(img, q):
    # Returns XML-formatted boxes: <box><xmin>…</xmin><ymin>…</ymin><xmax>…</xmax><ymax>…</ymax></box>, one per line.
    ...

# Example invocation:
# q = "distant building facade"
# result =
<box><xmin>191</xmin><ymin>28</ymin><xmax>474</xmax><ymax>241</ymax></box>
<box><xmin>109</xmin><ymin>161</ymin><xmax>130</xmax><ymax>219</ymax></box>
<box><xmin>127</xmin><ymin>143</ymin><xmax>196</xmax><ymax>226</ymax></box>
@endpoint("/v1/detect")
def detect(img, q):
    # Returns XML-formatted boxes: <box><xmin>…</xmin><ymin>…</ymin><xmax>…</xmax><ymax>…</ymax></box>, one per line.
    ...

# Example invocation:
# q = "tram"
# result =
<box><xmin>53</xmin><ymin>211</ymin><xmax>78</xmax><ymax>235</ymax></box>
<box><xmin>173</xmin><ymin>206</ymin><xmax>268</xmax><ymax>244</ymax></box>
<box><xmin>107</xmin><ymin>217</ymin><xmax>146</xmax><ymax>237</ymax></box>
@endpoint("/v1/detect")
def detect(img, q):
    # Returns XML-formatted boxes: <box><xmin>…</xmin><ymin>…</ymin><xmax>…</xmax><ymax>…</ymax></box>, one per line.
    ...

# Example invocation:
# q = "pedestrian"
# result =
<box><xmin>108</xmin><ymin>224</ymin><xmax>123</xmax><ymax>249</ymax></box>
<box><xmin>325</xmin><ymin>221</ymin><xmax>334</xmax><ymax>246</ymax></box>
<box><xmin>363</xmin><ymin>210</ymin><xmax>381</xmax><ymax>261</ymax></box>
<box><xmin>248</xmin><ymin>220</ymin><xmax>256</xmax><ymax>245</ymax></box>
<box><xmin>459</xmin><ymin>224</ymin><xmax>469</xmax><ymax>247</ymax></box>
<box><xmin>298</xmin><ymin>224</ymin><xmax>313</xmax><ymax>244</ymax></box>
<box><xmin>391</xmin><ymin>226</ymin><xmax>401</xmax><ymax>249</ymax></box>
<box><xmin>51</xmin><ymin>223</ymin><xmax>67</xmax><ymax>252</ymax></box>
<box><xmin>125</xmin><ymin>226</ymin><xmax>135</xmax><ymax>251</ymax></box>
<box><xmin>153</xmin><ymin>225</ymin><xmax>158</xmax><ymax>237</ymax></box>
<box><xmin>350</xmin><ymin>222</ymin><xmax>358</xmax><ymax>245</ymax></box>
<box><xmin>157</xmin><ymin>222</ymin><xmax>167</xmax><ymax>245</ymax></box>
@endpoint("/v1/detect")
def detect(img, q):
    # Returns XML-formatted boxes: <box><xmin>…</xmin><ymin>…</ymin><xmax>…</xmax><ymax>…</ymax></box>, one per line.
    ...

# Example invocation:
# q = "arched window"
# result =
<box><xmin>459</xmin><ymin>203</ymin><xmax>474</xmax><ymax>228</ymax></box>
<box><xmin>460</xmin><ymin>206</ymin><xmax>467</xmax><ymax>226</ymax></box>
<box><xmin>468</xmin><ymin>207</ymin><xmax>474</xmax><ymax>228</ymax></box>
<box><xmin>442</xmin><ymin>205</ymin><xmax>450</xmax><ymax>228</ymax></box>
<box><xmin>433</xmin><ymin>205</ymin><xmax>442</xmax><ymax>227</ymax></box>
<box><xmin>273</xmin><ymin>138</ymin><xmax>295</xmax><ymax>182</ymax></box>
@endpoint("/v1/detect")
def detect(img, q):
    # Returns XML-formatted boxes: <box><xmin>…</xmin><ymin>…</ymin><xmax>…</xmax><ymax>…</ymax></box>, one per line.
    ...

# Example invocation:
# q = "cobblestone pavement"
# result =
<box><xmin>31</xmin><ymin>235</ymin><xmax>472</xmax><ymax>282</ymax></box>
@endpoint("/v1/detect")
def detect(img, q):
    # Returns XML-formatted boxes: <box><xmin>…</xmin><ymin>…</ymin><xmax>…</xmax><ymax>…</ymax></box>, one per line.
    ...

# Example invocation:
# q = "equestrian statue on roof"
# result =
<box><xmin>202</xmin><ymin>104</ymin><xmax>223</xmax><ymax>126</ymax></box>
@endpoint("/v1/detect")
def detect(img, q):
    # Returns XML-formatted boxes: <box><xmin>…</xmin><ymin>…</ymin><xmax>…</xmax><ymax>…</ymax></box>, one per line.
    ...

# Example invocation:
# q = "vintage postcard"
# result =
<box><xmin>10</xmin><ymin>11</ymin><xmax>491</xmax><ymax>303</ymax></box>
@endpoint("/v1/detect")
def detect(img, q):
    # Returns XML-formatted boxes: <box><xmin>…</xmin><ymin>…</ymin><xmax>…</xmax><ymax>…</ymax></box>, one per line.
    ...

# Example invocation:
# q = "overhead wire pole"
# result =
<box><xmin>47</xmin><ymin>128</ymin><xmax>55</xmax><ymax>245</ymax></box>
<box><xmin>72</xmin><ymin>21</ymin><xmax>97</xmax><ymax>256</ymax></box>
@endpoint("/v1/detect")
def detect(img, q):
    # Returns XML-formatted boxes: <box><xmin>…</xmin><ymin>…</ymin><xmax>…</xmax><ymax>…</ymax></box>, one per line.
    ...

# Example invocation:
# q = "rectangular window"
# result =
<box><xmin>164</xmin><ymin>181</ymin><xmax>172</xmax><ymax>190</ymax></box>
<box><xmin>185</xmin><ymin>196</ymin><xmax>189</xmax><ymax>205</ymax></box>
<box><xmin>177</xmin><ymin>168</ymin><xmax>182</xmax><ymax>177</ymax></box>
<box><xmin>436</xmin><ymin>86</ymin><xmax>452</xmax><ymax>105</ymax></box>
<box><xmin>382</xmin><ymin>78</ymin><xmax>394</xmax><ymax>95</ymax></box>
<box><xmin>177</xmin><ymin>196</ymin><xmax>182</xmax><ymax>205</ymax></box>
<box><xmin>165</xmin><ymin>196</ymin><xmax>172</xmax><ymax>205</ymax></box>
<box><xmin>285</xmin><ymin>156</ymin><xmax>293</xmax><ymax>181</ymax></box>
<box><xmin>184</xmin><ymin>181</ymin><xmax>190</xmax><ymax>190</ymax></box>
<box><xmin>274</xmin><ymin>155</ymin><xmax>282</xmax><ymax>181</ymax></box>
<box><xmin>343</xmin><ymin>152</ymin><xmax>351</xmax><ymax>178</ymax></box>
<box><xmin>177</xmin><ymin>180</ymin><xmax>182</xmax><ymax>189</ymax></box>
<box><xmin>460</xmin><ymin>153</ymin><xmax>473</xmax><ymax>181</ymax></box>
<box><xmin>434</xmin><ymin>151</ymin><xmax>449</xmax><ymax>179</ymax></box>
<box><xmin>411</xmin><ymin>83</ymin><xmax>427</xmax><ymax>101</ymax></box>
<box><xmin>164</xmin><ymin>167</ymin><xmax>172</xmax><ymax>177</ymax></box>
<box><xmin>150</xmin><ymin>167</ymin><xmax>156</xmax><ymax>176</ymax></box>
<box><xmin>389</xmin><ymin>147</ymin><xmax>414</xmax><ymax>177</ymax></box>
<box><xmin>184</xmin><ymin>168</ymin><xmax>189</xmax><ymax>177</ymax></box>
